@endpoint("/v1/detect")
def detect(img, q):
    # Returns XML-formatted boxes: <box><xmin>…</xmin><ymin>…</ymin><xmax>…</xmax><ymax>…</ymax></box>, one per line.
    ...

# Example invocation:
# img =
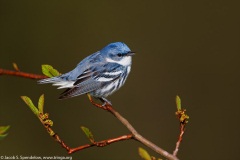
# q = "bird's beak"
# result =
<box><xmin>126</xmin><ymin>51</ymin><xmax>135</xmax><ymax>56</ymax></box>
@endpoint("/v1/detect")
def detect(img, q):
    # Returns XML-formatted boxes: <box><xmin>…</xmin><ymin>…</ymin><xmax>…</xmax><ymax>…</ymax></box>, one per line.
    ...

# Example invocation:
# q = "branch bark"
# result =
<box><xmin>173</xmin><ymin>123</ymin><xmax>185</xmax><ymax>156</ymax></box>
<box><xmin>68</xmin><ymin>134</ymin><xmax>133</xmax><ymax>154</ymax></box>
<box><xmin>0</xmin><ymin>68</ymin><xmax>47</xmax><ymax>79</ymax></box>
<box><xmin>38</xmin><ymin>113</ymin><xmax>133</xmax><ymax>154</ymax></box>
<box><xmin>173</xmin><ymin>108</ymin><xmax>188</xmax><ymax>157</ymax></box>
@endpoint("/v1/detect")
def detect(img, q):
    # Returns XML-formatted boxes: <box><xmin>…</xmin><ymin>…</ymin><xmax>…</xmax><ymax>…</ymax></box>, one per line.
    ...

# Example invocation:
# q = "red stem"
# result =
<box><xmin>0</xmin><ymin>68</ymin><xmax>47</xmax><ymax>79</ymax></box>
<box><xmin>68</xmin><ymin>134</ymin><xmax>133</xmax><ymax>154</ymax></box>
<box><xmin>173</xmin><ymin>123</ymin><xmax>185</xmax><ymax>156</ymax></box>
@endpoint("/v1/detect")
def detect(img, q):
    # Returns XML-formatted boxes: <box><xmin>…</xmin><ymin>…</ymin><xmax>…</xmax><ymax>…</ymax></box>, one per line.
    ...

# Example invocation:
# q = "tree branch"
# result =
<box><xmin>38</xmin><ymin>113</ymin><xmax>133</xmax><ymax>154</ymax></box>
<box><xmin>68</xmin><ymin>134</ymin><xmax>133</xmax><ymax>154</ymax></box>
<box><xmin>0</xmin><ymin>68</ymin><xmax>47</xmax><ymax>79</ymax></box>
<box><xmin>173</xmin><ymin>123</ymin><xmax>185</xmax><ymax>156</ymax></box>
<box><xmin>87</xmin><ymin>94</ymin><xmax>179</xmax><ymax>160</ymax></box>
<box><xmin>173</xmin><ymin>107</ymin><xmax>189</xmax><ymax>157</ymax></box>
<box><xmin>35</xmin><ymin>93</ymin><xmax>179</xmax><ymax>160</ymax></box>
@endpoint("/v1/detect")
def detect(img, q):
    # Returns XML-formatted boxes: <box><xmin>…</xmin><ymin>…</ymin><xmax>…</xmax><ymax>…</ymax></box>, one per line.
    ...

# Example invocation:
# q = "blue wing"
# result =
<box><xmin>58</xmin><ymin>63</ymin><xmax>123</xmax><ymax>99</ymax></box>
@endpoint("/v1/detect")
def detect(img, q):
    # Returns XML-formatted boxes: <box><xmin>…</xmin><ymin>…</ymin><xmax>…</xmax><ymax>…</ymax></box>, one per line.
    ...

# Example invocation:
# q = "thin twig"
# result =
<box><xmin>38</xmin><ymin>113</ymin><xmax>133</xmax><ymax>154</ymax></box>
<box><xmin>173</xmin><ymin>105</ymin><xmax>189</xmax><ymax>157</ymax></box>
<box><xmin>0</xmin><ymin>68</ymin><xmax>47</xmax><ymax>79</ymax></box>
<box><xmin>173</xmin><ymin>123</ymin><xmax>185</xmax><ymax>156</ymax></box>
<box><xmin>69</xmin><ymin>134</ymin><xmax>133</xmax><ymax>154</ymax></box>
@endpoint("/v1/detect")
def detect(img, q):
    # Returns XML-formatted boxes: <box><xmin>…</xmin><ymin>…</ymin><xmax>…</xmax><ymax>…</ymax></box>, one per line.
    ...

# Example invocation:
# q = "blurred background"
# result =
<box><xmin>0</xmin><ymin>0</ymin><xmax>239</xmax><ymax>159</ymax></box>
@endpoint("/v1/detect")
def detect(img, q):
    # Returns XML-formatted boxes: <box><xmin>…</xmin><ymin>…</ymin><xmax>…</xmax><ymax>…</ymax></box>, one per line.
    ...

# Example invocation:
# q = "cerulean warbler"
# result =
<box><xmin>38</xmin><ymin>42</ymin><xmax>135</xmax><ymax>104</ymax></box>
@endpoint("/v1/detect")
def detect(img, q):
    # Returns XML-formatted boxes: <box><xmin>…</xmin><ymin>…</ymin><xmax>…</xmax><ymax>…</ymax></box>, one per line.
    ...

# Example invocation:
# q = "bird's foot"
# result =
<box><xmin>99</xmin><ymin>97</ymin><xmax>112</xmax><ymax>106</ymax></box>
<box><xmin>87</xmin><ymin>94</ymin><xmax>112</xmax><ymax>110</ymax></box>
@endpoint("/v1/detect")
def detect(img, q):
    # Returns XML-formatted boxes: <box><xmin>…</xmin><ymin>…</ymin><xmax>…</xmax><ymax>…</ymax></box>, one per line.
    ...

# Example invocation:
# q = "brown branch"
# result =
<box><xmin>173</xmin><ymin>104</ymin><xmax>189</xmax><ymax>157</ymax></box>
<box><xmin>38</xmin><ymin>113</ymin><xmax>133</xmax><ymax>154</ymax></box>
<box><xmin>68</xmin><ymin>134</ymin><xmax>133</xmax><ymax>154</ymax></box>
<box><xmin>36</xmin><ymin>94</ymin><xmax>180</xmax><ymax>160</ymax></box>
<box><xmin>87</xmin><ymin>94</ymin><xmax>179</xmax><ymax>160</ymax></box>
<box><xmin>173</xmin><ymin>123</ymin><xmax>185</xmax><ymax>156</ymax></box>
<box><xmin>0</xmin><ymin>68</ymin><xmax>47</xmax><ymax>79</ymax></box>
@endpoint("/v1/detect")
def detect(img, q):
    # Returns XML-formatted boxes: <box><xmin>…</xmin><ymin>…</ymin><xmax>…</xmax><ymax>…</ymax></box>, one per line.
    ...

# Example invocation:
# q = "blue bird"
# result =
<box><xmin>38</xmin><ymin>42</ymin><xmax>135</xmax><ymax>105</ymax></box>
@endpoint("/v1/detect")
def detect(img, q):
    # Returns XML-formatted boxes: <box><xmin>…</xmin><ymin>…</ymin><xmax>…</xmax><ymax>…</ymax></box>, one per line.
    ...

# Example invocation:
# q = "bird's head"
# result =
<box><xmin>101</xmin><ymin>42</ymin><xmax>135</xmax><ymax>66</ymax></box>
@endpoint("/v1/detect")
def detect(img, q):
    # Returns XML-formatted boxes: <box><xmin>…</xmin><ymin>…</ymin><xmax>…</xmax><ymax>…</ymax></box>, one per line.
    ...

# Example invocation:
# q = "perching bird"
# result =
<box><xmin>38</xmin><ymin>42</ymin><xmax>135</xmax><ymax>105</ymax></box>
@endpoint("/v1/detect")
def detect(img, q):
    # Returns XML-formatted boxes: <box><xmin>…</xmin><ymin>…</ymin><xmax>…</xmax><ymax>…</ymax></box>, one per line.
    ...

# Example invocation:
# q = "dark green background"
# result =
<box><xmin>0</xmin><ymin>1</ymin><xmax>239</xmax><ymax>159</ymax></box>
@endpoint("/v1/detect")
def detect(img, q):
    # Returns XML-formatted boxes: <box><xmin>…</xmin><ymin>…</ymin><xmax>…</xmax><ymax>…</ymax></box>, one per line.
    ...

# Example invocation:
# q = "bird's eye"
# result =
<box><xmin>117</xmin><ymin>53</ymin><xmax>122</xmax><ymax>57</ymax></box>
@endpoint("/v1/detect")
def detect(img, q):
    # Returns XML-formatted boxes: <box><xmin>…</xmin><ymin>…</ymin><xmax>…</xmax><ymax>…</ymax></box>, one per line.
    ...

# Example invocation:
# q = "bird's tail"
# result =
<box><xmin>38</xmin><ymin>77</ymin><xmax>74</xmax><ymax>89</ymax></box>
<box><xmin>38</xmin><ymin>77</ymin><xmax>61</xmax><ymax>84</ymax></box>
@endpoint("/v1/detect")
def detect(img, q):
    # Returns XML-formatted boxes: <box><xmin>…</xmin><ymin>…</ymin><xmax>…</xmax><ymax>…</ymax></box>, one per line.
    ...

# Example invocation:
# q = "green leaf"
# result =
<box><xmin>12</xmin><ymin>62</ymin><xmax>20</xmax><ymax>71</ymax></box>
<box><xmin>139</xmin><ymin>147</ymin><xmax>151</xmax><ymax>160</ymax></box>
<box><xmin>0</xmin><ymin>126</ymin><xmax>10</xmax><ymax>135</ymax></box>
<box><xmin>38</xmin><ymin>94</ymin><xmax>44</xmax><ymax>114</ymax></box>
<box><xmin>81</xmin><ymin>126</ymin><xmax>95</xmax><ymax>143</ymax></box>
<box><xmin>21</xmin><ymin>96</ymin><xmax>39</xmax><ymax>116</ymax></box>
<box><xmin>42</xmin><ymin>64</ymin><xmax>60</xmax><ymax>77</ymax></box>
<box><xmin>0</xmin><ymin>125</ymin><xmax>10</xmax><ymax>140</ymax></box>
<box><xmin>176</xmin><ymin>95</ymin><xmax>181</xmax><ymax>111</ymax></box>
